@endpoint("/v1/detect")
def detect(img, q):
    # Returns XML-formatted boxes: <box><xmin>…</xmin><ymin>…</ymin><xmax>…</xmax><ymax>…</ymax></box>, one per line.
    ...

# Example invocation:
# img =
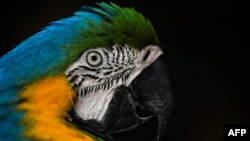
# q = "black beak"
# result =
<box><xmin>102</xmin><ymin>57</ymin><xmax>175</xmax><ymax>141</ymax></box>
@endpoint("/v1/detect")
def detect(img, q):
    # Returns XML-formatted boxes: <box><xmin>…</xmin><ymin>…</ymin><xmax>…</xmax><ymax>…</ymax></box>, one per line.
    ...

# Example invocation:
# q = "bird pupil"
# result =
<box><xmin>143</xmin><ymin>50</ymin><xmax>151</xmax><ymax>61</ymax></box>
<box><xmin>91</xmin><ymin>55</ymin><xmax>97</xmax><ymax>61</ymax></box>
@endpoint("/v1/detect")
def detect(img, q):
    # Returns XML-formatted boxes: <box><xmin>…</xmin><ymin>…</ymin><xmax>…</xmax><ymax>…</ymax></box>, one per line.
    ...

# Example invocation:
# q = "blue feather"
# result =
<box><xmin>0</xmin><ymin>9</ymin><xmax>102</xmax><ymax>140</ymax></box>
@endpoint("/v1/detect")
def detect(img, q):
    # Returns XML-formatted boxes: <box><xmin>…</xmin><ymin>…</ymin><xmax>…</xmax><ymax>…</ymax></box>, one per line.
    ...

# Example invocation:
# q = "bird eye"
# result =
<box><xmin>86</xmin><ymin>51</ymin><xmax>103</xmax><ymax>67</ymax></box>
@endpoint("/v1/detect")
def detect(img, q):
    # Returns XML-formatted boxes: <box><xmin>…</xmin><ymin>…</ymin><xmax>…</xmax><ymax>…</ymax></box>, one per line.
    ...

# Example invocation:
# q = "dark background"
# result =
<box><xmin>0</xmin><ymin>0</ymin><xmax>249</xmax><ymax>141</ymax></box>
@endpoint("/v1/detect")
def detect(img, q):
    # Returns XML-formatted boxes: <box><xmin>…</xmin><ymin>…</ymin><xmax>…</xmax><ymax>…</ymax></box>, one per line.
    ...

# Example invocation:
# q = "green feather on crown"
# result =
<box><xmin>60</xmin><ymin>2</ymin><xmax>159</xmax><ymax>75</ymax></box>
<box><xmin>81</xmin><ymin>2</ymin><xmax>159</xmax><ymax>49</ymax></box>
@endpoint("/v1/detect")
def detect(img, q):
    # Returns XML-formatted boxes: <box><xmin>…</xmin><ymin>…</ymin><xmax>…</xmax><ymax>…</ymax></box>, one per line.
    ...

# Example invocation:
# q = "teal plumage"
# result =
<box><xmin>0</xmin><ymin>2</ymin><xmax>159</xmax><ymax>140</ymax></box>
<box><xmin>0</xmin><ymin>6</ymin><xmax>101</xmax><ymax>141</ymax></box>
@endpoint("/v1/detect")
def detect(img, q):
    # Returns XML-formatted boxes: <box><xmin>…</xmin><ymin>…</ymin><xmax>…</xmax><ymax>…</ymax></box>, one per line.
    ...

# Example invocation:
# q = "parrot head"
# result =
<box><xmin>66</xmin><ymin>45</ymin><xmax>162</xmax><ymax>120</ymax></box>
<box><xmin>0</xmin><ymin>2</ymin><xmax>174</xmax><ymax>141</ymax></box>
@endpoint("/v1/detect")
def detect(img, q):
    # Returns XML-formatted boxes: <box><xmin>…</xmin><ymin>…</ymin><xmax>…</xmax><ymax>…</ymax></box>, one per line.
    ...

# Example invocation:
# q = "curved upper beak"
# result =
<box><xmin>103</xmin><ymin>54</ymin><xmax>174</xmax><ymax>141</ymax></box>
<box><xmin>128</xmin><ymin>58</ymin><xmax>175</xmax><ymax>141</ymax></box>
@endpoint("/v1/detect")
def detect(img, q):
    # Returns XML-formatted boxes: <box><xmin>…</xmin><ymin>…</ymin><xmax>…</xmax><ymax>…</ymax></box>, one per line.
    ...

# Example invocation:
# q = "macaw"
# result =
<box><xmin>0</xmin><ymin>2</ymin><xmax>174</xmax><ymax>141</ymax></box>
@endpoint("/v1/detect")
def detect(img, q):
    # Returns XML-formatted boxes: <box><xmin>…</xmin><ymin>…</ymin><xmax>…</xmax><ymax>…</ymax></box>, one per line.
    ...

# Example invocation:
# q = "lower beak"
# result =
<box><xmin>103</xmin><ymin>57</ymin><xmax>174</xmax><ymax>141</ymax></box>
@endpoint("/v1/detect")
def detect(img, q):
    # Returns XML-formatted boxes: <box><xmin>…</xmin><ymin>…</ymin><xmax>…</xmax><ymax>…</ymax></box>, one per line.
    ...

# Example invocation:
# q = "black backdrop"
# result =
<box><xmin>0</xmin><ymin>0</ymin><xmax>249</xmax><ymax>141</ymax></box>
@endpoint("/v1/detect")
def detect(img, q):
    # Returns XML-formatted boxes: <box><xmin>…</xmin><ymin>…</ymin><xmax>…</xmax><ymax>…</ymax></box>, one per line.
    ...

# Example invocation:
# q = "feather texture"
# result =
<box><xmin>0</xmin><ymin>9</ymin><xmax>101</xmax><ymax>141</ymax></box>
<box><xmin>0</xmin><ymin>2</ymin><xmax>158</xmax><ymax>140</ymax></box>
<box><xmin>18</xmin><ymin>76</ymin><xmax>94</xmax><ymax>141</ymax></box>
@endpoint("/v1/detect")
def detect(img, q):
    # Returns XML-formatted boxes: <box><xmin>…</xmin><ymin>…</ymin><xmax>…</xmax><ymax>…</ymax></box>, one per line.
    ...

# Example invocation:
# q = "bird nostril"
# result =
<box><xmin>143</xmin><ymin>50</ymin><xmax>151</xmax><ymax>61</ymax></box>
<box><xmin>142</xmin><ymin>46</ymin><xmax>163</xmax><ymax>65</ymax></box>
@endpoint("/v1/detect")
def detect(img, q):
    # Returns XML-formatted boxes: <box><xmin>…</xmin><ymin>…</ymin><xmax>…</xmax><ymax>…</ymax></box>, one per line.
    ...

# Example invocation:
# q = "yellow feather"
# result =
<box><xmin>18</xmin><ymin>75</ymin><xmax>95</xmax><ymax>141</ymax></box>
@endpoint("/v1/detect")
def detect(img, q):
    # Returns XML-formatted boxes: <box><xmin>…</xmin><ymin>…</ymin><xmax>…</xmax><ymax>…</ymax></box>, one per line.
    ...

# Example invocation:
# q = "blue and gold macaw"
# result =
<box><xmin>0</xmin><ymin>2</ymin><xmax>173</xmax><ymax>141</ymax></box>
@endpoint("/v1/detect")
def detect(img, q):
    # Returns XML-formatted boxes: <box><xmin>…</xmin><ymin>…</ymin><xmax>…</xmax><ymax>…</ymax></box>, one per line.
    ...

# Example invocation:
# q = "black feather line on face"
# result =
<box><xmin>103</xmin><ymin>50</ymin><xmax>109</xmax><ymax>63</ymax></box>
<box><xmin>103</xmin><ymin>71</ymin><xmax>113</xmax><ymax>76</ymax></box>
<box><xmin>73</xmin><ymin>66</ymin><xmax>134</xmax><ymax>98</ymax></box>
<box><xmin>81</xmin><ymin>74</ymin><xmax>99</xmax><ymax>79</ymax></box>
<box><xmin>116</xmin><ymin>47</ymin><xmax>120</xmax><ymax>64</ymax></box>
<box><xmin>66</xmin><ymin>45</ymin><xmax>138</xmax><ymax>99</ymax></box>
<box><xmin>80</xmin><ymin>89</ymin><xmax>83</xmax><ymax>97</ymax></box>
<box><xmin>66</xmin><ymin>67</ymin><xmax>80</xmax><ymax>77</ymax></box>
<box><xmin>78</xmin><ymin>77</ymin><xmax>85</xmax><ymax>87</ymax></box>
<box><xmin>69</xmin><ymin>75</ymin><xmax>79</xmax><ymax>84</ymax></box>
<box><xmin>78</xmin><ymin>66</ymin><xmax>101</xmax><ymax>72</ymax></box>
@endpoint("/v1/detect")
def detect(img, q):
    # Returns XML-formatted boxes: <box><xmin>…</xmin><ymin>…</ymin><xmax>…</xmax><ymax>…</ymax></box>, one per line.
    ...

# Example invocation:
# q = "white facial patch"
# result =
<box><xmin>65</xmin><ymin>44</ymin><xmax>162</xmax><ymax>122</ymax></box>
<box><xmin>74</xmin><ymin>88</ymin><xmax>114</xmax><ymax>121</ymax></box>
